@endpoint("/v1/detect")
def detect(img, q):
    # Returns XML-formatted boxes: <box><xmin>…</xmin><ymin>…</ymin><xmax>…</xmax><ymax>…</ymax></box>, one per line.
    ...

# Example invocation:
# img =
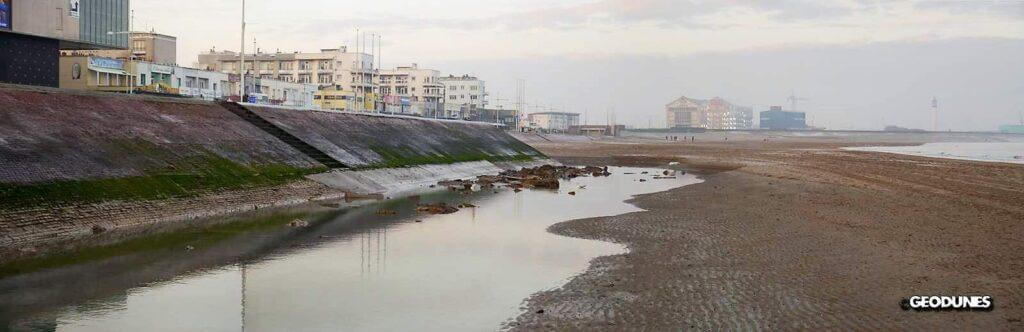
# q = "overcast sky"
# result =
<box><xmin>134</xmin><ymin>0</ymin><xmax>1024</xmax><ymax>130</ymax></box>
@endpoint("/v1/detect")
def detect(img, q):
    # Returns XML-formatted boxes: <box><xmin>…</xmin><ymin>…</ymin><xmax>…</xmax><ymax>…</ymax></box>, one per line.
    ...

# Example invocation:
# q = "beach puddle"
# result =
<box><xmin>0</xmin><ymin>167</ymin><xmax>701</xmax><ymax>331</ymax></box>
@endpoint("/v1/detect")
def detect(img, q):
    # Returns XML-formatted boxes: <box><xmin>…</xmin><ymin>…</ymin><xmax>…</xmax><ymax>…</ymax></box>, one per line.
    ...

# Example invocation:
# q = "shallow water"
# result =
<box><xmin>1</xmin><ymin>167</ymin><xmax>701</xmax><ymax>331</ymax></box>
<box><xmin>845</xmin><ymin>142</ymin><xmax>1024</xmax><ymax>164</ymax></box>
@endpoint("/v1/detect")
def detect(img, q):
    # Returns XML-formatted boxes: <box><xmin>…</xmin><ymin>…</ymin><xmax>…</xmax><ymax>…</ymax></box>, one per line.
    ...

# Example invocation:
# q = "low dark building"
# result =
<box><xmin>568</xmin><ymin>125</ymin><xmax>626</xmax><ymax>137</ymax></box>
<box><xmin>759</xmin><ymin>106</ymin><xmax>806</xmax><ymax>130</ymax></box>
<box><xmin>465</xmin><ymin>108</ymin><xmax>518</xmax><ymax>128</ymax></box>
<box><xmin>0</xmin><ymin>0</ymin><xmax>129</xmax><ymax>87</ymax></box>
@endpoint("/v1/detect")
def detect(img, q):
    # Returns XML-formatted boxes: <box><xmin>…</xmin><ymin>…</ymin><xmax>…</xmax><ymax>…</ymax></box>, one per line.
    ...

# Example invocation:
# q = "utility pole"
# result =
<box><xmin>128</xmin><ymin>9</ymin><xmax>133</xmax><ymax>94</ymax></box>
<box><xmin>239</xmin><ymin>0</ymin><xmax>246</xmax><ymax>101</ymax></box>
<box><xmin>931</xmin><ymin>97</ymin><xmax>939</xmax><ymax>132</ymax></box>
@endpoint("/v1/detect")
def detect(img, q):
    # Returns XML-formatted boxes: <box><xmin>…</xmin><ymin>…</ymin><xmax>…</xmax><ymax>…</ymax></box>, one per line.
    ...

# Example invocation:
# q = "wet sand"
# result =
<box><xmin>508</xmin><ymin>136</ymin><xmax>1024</xmax><ymax>330</ymax></box>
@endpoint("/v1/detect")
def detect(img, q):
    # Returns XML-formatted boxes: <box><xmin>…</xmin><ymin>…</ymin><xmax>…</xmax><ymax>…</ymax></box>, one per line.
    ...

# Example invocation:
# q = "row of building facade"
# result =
<box><xmin>665</xmin><ymin>96</ymin><xmax>807</xmax><ymax>130</ymax></box>
<box><xmin>196</xmin><ymin>48</ymin><xmax>489</xmax><ymax>118</ymax></box>
<box><xmin>0</xmin><ymin>1</ymin><xmax>492</xmax><ymax>120</ymax></box>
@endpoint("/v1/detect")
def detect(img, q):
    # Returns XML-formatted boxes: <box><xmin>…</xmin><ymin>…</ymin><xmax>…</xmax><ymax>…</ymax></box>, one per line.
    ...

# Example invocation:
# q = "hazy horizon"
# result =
<box><xmin>131</xmin><ymin>0</ymin><xmax>1024</xmax><ymax>131</ymax></box>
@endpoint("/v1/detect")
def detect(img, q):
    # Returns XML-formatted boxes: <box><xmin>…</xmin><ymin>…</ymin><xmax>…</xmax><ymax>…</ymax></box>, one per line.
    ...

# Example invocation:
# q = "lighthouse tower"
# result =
<box><xmin>931</xmin><ymin>97</ymin><xmax>938</xmax><ymax>132</ymax></box>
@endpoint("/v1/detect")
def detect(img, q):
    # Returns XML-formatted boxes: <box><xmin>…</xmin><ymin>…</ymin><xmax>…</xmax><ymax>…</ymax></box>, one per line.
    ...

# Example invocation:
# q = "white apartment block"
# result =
<box><xmin>132</xmin><ymin>61</ymin><xmax>228</xmax><ymax>100</ymax></box>
<box><xmin>378</xmin><ymin>64</ymin><xmax>444</xmax><ymax>116</ymax></box>
<box><xmin>440</xmin><ymin>74</ymin><xmax>487</xmax><ymax>118</ymax></box>
<box><xmin>243</xmin><ymin>76</ymin><xmax>318</xmax><ymax>108</ymax></box>
<box><xmin>196</xmin><ymin>46</ymin><xmax>375</xmax><ymax>99</ymax></box>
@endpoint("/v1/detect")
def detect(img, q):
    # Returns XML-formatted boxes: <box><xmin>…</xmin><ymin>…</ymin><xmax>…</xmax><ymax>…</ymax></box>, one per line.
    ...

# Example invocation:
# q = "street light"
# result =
<box><xmin>107</xmin><ymin>30</ymin><xmax>134</xmax><ymax>94</ymax></box>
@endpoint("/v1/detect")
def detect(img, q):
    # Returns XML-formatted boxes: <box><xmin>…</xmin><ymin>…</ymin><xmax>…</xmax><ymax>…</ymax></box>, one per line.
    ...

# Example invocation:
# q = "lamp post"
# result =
<box><xmin>240</xmin><ymin>0</ymin><xmax>246</xmax><ymax>102</ymax></box>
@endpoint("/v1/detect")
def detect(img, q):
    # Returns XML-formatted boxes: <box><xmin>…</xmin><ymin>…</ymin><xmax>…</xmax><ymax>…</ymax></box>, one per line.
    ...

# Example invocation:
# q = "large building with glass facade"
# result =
<box><xmin>0</xmin><ymin>0</ymin><xmax>129</xmax><ymax>87</ymax></box>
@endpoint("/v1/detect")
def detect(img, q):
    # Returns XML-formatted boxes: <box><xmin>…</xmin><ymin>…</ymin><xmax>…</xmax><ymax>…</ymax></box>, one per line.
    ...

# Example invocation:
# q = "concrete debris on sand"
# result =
<box><xmin>458</xmin><ymin>203</ymin><xmax>477</xmax><ymax>208</ymax></box>
<box><xmin>416</xmin><ymin>202</ymin><xmax>460</xmax><ymax>214</ymax></box>
<box><xmin>375</xmin><ymin>209</ymin><xmax>398</xmax><ymax>216</ymax></box>
<box><xmin>288</xmin><ymin>219</ymin><xmax>310</xmax><ymax>227</ymax></box>
<box><xmin>436</xmin><ymin>165</ymin><xmax>611</xmax><ymax>193</ymax></box>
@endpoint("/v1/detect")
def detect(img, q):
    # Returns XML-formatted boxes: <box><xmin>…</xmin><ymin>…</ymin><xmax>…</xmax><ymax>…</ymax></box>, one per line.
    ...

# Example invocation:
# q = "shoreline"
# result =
<box><xmin>507</xmin><ymin>139</ymin><xmax>1024</xmax><ymax>330</ymax></box>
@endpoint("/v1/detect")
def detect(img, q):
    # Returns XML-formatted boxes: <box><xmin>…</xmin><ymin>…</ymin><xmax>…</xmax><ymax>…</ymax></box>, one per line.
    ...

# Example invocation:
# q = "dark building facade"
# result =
<box><xmin>760</xmin><ymin>106</ymin><xmax>807</xmax><ymax>130</ymax></box>
<box><xmin>0</xmin><ymin>32</ymin><xmax>59</xmax><ymax>86</ymax></box>
<box><xmin>0</xmin><ymin>0</ymin><xmax>128</xmax><ymax>87</ymax></box>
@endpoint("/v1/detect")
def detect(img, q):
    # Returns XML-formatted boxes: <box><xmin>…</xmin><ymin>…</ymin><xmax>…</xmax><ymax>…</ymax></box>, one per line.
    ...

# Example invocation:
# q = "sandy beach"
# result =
<box><xmin>507</xmin><ymin>134</ymin><xmax>1024</xmax><ymax>330</ymax></box>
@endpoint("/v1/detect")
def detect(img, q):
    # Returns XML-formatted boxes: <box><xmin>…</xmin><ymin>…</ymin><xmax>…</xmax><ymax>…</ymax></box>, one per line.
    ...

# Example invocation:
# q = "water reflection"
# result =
<box><xmin>1</xmin><ymin>167</ymin><xmax>701</xmax><ymax>331</ymax></box>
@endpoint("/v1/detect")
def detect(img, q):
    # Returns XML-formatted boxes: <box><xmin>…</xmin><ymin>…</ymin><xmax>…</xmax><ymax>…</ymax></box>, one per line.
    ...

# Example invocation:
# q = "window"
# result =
<box><xmin>449</xmin><ymin>95</ymin><xmax>457</xmax><ymax>100</ymax></box>
<box><xmin>449</xmin><ymin>85</ymin><xmax>457</xmax><ymax>91</ymax></box>
<box><xmin>199</xmin><ymin>78</ymin><xmax>209</xmax><ymax>89</ymax></box>
<box><xmin>298</xmin><ymin>74</ymin><xmax>311</xmax><ymax>83</ymax></box>
<box><xmin>279</xmin><ymin>61</ymin><xmax>293</xmax><ymax>70</ymax></box>
<box><xmin>278</xmin><ymin>75</ymin><xmax>292</xmax><ymax>82</ymax></box>
<box><xmin>318</xmin><ymin>75</ymin><xmax>333</xmax><ymax>84</ymax></box>
<box><xmin>300</xmin><ymin>61</ymin><xmax>312</xmax><ymax>70</ymax></box>
<box><xmin>185</xmin><ymin>76</ymin><xmax>197</xmax><ymax>88</ymax></box>
<box><xmin>470</xmin><ymin>95</ymin><xmax>478</xmax><ymax>100</ymax></box>
<box><xmin>319</xmin><ymin>61</ymin><xmax>331</xmax><ymax>70</ymax></box>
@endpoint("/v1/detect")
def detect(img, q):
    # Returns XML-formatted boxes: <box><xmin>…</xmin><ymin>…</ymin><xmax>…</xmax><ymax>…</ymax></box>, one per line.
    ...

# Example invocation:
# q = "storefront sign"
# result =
<box><xmin>88</xmin><ymin>57</ymin><xmax>125</xmax><ymax>70</ymax></box>
<box><xmin>69</xmin><ymin>0</ymin><xmax>79</xmax><ymax>18</ymax></box>
<box><xmin>150</xmin><ymin>64</ymin><xmax>174</xmax><ymax>74</ymax></box>
<box><xmin>0</xmin><ymin>0</ymin><xmax>12</xmax><ymax>30</ymax></box>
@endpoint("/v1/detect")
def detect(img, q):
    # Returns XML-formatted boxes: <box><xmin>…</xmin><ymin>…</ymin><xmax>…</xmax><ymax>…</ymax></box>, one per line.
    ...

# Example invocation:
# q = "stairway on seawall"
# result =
<box><xmin>220</xmin><ymin>102</ymin><xmax>348</xmax><ymax>170</ymax></box>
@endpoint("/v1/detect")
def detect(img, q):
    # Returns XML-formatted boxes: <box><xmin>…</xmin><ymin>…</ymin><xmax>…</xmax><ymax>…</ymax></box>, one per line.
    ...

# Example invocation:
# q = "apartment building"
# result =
<box><xmin>379</xmin><ymin>64</ymin><xmax>444</xmax><ymax>116</ymax></box>
<box><xmin>196</xmin><ymin>47</ymin><xmax>375</xmax><ymax>105</ymax></box>
<box><xmin>66</xmin><ymin>31</ymin><xmax>178</xmax><ymax>66</ymax></box>
<box><xmin>440</xmin><ymin>74</ymin><xmax>487</xmax><ymax>118</ymax></box>
<box><xmin>666</xmin><ymin>96</ymin><xmax>753</xmax><ymax>130</ymax></box>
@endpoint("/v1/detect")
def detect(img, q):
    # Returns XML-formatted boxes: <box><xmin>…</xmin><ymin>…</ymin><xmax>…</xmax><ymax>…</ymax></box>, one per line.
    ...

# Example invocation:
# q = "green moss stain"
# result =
<box><xmin>0</xmin><ymin>210</ymin><xmax>330</xmax><ymax>277</ymax></box>
<box><xmin>0</xmin><ymin>152</ymin><xmax>327</xmax><ymax>209</ymax></box>
<box><xmin>366</xmin><ymin>145</ymin><xmax>539</xmax><ymax>169</ymax></box>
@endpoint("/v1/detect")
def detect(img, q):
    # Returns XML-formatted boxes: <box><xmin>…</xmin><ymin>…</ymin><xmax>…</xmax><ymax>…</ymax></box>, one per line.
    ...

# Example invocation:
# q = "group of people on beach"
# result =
<box><xmin>666</xmin><ymin>136</ymin><xmax>695</xmax><ymax>142</ymax></box>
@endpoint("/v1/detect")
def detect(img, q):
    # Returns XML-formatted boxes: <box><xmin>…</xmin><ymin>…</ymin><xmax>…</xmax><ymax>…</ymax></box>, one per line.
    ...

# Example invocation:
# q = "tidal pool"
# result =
<box><xmin>844</xmin><ymin>142</ymin><xmax>1024</xmax><ymax>164</ymax></box>
<box><xmin>1</xmin><ymin>167</ymin><xmax>701</xmax><ymax>331</ymax></box>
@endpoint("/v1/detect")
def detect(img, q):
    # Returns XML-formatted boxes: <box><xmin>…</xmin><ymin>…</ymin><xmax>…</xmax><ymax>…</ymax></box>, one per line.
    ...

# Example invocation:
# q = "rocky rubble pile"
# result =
<box><xmin>439</xmin><ymin>165</ymin><xmax>611</xmax><ymax>192</ymax></box>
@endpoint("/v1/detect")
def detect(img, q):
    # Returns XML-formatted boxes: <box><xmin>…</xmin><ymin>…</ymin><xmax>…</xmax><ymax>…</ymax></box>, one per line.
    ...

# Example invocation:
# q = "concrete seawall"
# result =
<box><xmin>0</xmin><ymin>84</ymin><xmax>546</xmax><ymax>259</ymax></box>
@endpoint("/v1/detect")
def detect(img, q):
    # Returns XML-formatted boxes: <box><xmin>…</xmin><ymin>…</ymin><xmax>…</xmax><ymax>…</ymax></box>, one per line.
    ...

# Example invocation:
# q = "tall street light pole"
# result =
<box><xmin>239</xmin><ymin>0</ymin><xmax>246</xmax><ymax>101</ymax></box>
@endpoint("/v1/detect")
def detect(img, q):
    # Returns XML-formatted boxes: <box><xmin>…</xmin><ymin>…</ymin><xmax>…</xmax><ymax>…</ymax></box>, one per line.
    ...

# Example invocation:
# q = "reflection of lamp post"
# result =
<box><xmin>107</xmin><ymin>30</ymin><xmax>134</xmax><ymax>94</ymax></box>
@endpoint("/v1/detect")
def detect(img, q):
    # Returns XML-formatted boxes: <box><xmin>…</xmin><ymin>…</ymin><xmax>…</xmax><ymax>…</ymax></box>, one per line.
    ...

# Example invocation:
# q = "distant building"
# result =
<box><xmin>665</xmin><ymin>96</ymin><xmax>753</xmax><ymax>129</ymax></box>
<box><xmin>569</xmin><ymin>125</ymin><xmax>625</xmax><ymax>137</ymax></box>
<box><xmin>1</xmin><ymin>0</ymin><xmax>130</xmax><ymax>87</ymax></box>
<box><xmin>241</xmin><ymin>75</ymin><xmax>317</xmax><ymax>108</ymax></box>
<box><xmin>66</xmin><ymin>31</ymin><xmax>177</xmax><ymax>65</ymax></box>
<box><xmin>378</xmin><ymin>64</ymin><xmax>444</xmax><ymax>116</ymax></box>
<box><xmin>999</xmin><ymin>125</ymin><xmax>1024</xmax><ymax>134</ymax></box>
<box><xmin>314</xmin><ymin>84</ymin><xmax>355</xmax><ymax>111</ymax></box>
<box><xmin>465</xmin><ymin>108</ymin><xmax>517</xmax><ymax>127</ymax></box>
<box><xmin>760</xmin><ymin>106</ymin><xmax>807</xmax><ymax>130</ymax></box>
<box><xmin>59</xmin><ymin>56</ymin><xmax>132</xmax><ymax>93</ymax></box>
<box><xmin>59</xmin><ymin>54</ymin><xmax>233</xmax><ymax>101</ymax></box>
<box><xmin>440</xmin><ymin>74</ymin><xmax>487</xmax><ymax>118</ymax></box>
<box><xmin>196</xmin><ymin>47</ymin><xmax>375</xmax><ymax>109</ymax></box>
<box><xmin>528</xmin><ymin>112</ymin><xmax>580</xmax><ymax>132</ymax></box>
